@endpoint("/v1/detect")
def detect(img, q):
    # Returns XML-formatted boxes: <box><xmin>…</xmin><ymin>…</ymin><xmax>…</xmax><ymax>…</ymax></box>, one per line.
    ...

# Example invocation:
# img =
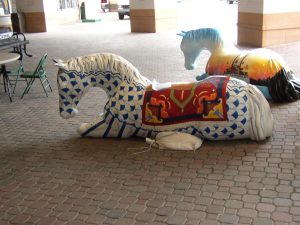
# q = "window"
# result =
<box><xmin>58</xmin><ymin>0</ymin><xmax>78</xmax><ymax>10</ymax></box>
<box><xmin>0</xmin><ymin>0</ymin><xmax>10</xmax><ymax>15</ymax></box>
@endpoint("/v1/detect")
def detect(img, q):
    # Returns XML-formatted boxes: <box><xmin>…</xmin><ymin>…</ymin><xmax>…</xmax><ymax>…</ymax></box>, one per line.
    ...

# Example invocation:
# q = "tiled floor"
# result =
<box><xmin>1</xmin><ymin>2</ymin><xmax>300</xmax><ymax>225</ymax></box>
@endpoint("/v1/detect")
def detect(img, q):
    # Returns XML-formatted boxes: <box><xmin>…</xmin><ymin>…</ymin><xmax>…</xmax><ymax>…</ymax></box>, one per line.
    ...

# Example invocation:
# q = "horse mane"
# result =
<box><xmin>183</xmin><ymin>28</ymin><xmax>225</xmax><ymax>49</ymax></box>
<box><xmin>59</xmin><ymin>53</ymin><xmax>150</xmax><ymax>86</ymax></box>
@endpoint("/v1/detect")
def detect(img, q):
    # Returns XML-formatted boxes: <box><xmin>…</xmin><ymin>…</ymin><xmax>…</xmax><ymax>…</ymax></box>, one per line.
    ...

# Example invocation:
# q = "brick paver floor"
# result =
<box><xmin>1</xmin><ymin>4</ymin><xmax>300</xmax><ymax>225</ymax></box>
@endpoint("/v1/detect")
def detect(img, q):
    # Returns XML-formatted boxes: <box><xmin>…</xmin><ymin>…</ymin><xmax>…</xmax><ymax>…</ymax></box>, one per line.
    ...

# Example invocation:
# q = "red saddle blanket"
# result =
<box><xmin>142</xmin><ymin>76</ymin><xmax>229</xmax><ymax>126</ymax></box>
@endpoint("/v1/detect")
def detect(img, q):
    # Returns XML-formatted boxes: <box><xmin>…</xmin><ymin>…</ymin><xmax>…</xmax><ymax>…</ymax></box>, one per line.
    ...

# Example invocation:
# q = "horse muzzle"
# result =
<box><xmin>59</xmin><ymin>107</ymin><xmax>78</xmax><ymax>119</ymax></box>
<box><xmin>185</xmin><ymin>63</ymin><xmax>196</xmax><ymax>70</ymax></box>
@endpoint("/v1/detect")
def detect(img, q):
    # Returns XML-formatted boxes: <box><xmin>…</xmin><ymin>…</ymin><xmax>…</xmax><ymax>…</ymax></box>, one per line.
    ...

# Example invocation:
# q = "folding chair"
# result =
<box><xmin>7</xmin><ymin>60</ymin><xmax>28</xmax><ymax>94</ymax></box>
<box><xmin>20</xmin><ymin>53</ymin><xmax>52</xmax><ymax>99</ymax></box>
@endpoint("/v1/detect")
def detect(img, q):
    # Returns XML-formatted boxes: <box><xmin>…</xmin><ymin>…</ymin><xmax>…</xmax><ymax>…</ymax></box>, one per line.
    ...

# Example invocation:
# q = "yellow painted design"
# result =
<box><xmin>145</xmin><ymin>103</ymin><xmax>163</xmax><ymax>124</ymax></box>
<box><xmin>203</xmin><ymin>99</ymin><xmax>223</xmax><ymax>119</ymax></box>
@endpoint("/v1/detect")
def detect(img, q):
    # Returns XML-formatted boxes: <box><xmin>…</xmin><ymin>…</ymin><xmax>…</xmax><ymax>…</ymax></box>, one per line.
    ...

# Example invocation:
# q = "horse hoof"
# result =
<box><xmin>78</xmin><ymin>123</ymin><xmax>89</xmax><ymax>136</ymax></box>
<box><xmin>196</xmin><ymin>73</ymin><xmax>208</xmax><ymax>81</ymax></box>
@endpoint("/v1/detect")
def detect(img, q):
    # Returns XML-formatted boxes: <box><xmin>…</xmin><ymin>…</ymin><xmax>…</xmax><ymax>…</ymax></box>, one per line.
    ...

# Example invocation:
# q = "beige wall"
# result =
<box><xmin>14</xmin><ymin>0</ymin><xmax>45</xmax><ymax>32</ymax></box>
<box><xmin>130</xmin><ymin>0</ymin><xmax>177</xmax><ymax>33</ymax></box>
<box><xmin>238</xmin><ymin>0</ymin><xmax>300</xmax><ymax>47</ymax></box>
<box><xmin>14</xmin><ymin>0</ymin><xmax>80</xmax><ymax>32</ymax></box>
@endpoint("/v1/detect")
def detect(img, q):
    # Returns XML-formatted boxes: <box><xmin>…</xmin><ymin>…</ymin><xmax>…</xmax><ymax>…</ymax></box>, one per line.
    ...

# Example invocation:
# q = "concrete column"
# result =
<box><xmin>130</xmin><ymin>0</ymin><xmax>177</xmax><ymax>33</ymax></box>
<box><xmin>237</xmin><ymin>0</ymin><xmax>300</xmax><ymax>47</ymax></box>
<box><xmin>15</xmin><ymin>0</ymin><xmax>46</xmax><ymax>32</ymax></box>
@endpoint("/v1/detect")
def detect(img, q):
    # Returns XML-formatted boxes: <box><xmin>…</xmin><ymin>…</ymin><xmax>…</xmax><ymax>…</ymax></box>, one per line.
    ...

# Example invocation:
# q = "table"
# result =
<box><xmin>0</xmin><ymin>33</ymin><xmax>32</xmax><ymax>59</ymax></box>
<box><xmin>0</xmin><ymin>52</ymin><xmax>20</xmax><ymax>102</ymax></box>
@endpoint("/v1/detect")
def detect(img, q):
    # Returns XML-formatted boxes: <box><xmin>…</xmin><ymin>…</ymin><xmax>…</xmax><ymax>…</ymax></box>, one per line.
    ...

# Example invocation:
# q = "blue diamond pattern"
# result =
<box><xmin>231</xmin><ymin>123</ymin><xmax>237</xmax><ymax>130</ymax></box>
<box><xmin>62</xmin><ymin>88</ymin><xmax>69</xmax><ymax>93</ymax></box>
<box><xmin>221</xmin><ymin>128</ymin><xmax>228</xmax><ymax>134</ymax></box>
<box><xmin>233</xmin><ymin>99</ymin><xmax>239</xmax><ymax>107</ymax></box>
<box><xmin>123</xmin><ymin>114</ymin><xmax>128</xmax><ymax>120</ymax></box>
<box><xmin>71</xmin><ymin>81</ymin><xmax>77</xmax><ymax>86</ymax></box>
<box><xmin>212</xmin><ymin>133</ymin><xmax>219</xmax><ymax>138</ymax></box>
<box><xmin>232</xmin><ymin>111</ymin><xmax>239</xmax><ymax>119</ymax></box>
<box><xmin>241</xmin><ymin>106</ymin><xmax>247</xmax><ymax>113</ymax></box>
<box><xmin>113</xmin><ymin>80</ymin><xmax>118</xmax><ymax>87</ymax></box>
<box><xmin>120</xmin><ymin>105</ymin><xmax>125</xmax><ymax>111</ymax></box>
<box><xmin>105</xmin><ymin>74</ymin><xmax>111</xmax><ymax>80</ymax></box>
<box><xmin>68</xmin><ymin>73</ymin><xmax>75</xmax><ymax>79</ymax></box>
<box><xmin>226</xmin><ymin>91</ymin><xmax>230</xmax><ymax>99</ymax></box>
<box><xmin>128</xmin><ymin>95</ymin><xmax>134</xmax><ymax>101</ymax></box>
<box><xmin>234</xmin><ymin>88</ymin><xmax>240</xmax><ymax>94</ymax></box>
<box><xmin>204</xmin><ymin>127</ymin><xmax>210</xmax><ymax>134</ymax></box>
<box><xmin>228</xmin><ymin>133</ymin><xmax>235</xmax><ymax>138</ymax></box>
<box><xmin>241</xmin><ymin>118</ymin><xmax>247</xmax><ymax>125</ymax></box>
<box><xmin>66</xmin><ymin>108</ymin><xmax>73</xmax><ymax>114</ymax></box>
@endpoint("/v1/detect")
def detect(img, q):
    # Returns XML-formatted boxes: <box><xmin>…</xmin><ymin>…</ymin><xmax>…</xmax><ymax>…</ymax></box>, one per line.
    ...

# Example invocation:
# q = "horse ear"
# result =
<box><xmin>177</xmin><ymin>32</ymin><xmax>186</xmax><ymax>37</ymax></box>
<box><xmin>53</xmin><ymin>58</ymin><xmax>66</xmax><ymax>68</ymax></box>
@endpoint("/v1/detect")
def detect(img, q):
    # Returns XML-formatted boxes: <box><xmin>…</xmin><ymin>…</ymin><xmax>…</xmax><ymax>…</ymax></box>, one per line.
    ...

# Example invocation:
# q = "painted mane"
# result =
<box><xmin>56</xmin><ymin>53</ymin><xmax>150</xmax><ymax>86</ymax></box>
<box><xmin>181</xmin><ymin>28</ymin><xmax>227</xmax><ymax>50</ymax></box>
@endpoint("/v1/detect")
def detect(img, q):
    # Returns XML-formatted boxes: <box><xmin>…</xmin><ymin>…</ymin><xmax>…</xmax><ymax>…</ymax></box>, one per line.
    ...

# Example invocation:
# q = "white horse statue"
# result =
<box><xmin>178</xmin><ymin>28</ymin><xmax>300</xmax><ymax>102</ymax></box>
<box><xmin>55</xmin><ymin>53</ymin><xmax>273</xmax><ymax>141</ymax></box>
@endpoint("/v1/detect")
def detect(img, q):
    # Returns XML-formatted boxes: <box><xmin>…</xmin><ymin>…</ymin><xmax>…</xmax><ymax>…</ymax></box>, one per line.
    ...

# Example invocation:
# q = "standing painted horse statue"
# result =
<box><xmin>55</xmin><ymin>53</ymin><xmax>273</xmax><ymax>141</ymax></box>
<box><xmin>178</xmin><ymin>28</ymin><xmax>300</xmax><ymax>102</ymax></box>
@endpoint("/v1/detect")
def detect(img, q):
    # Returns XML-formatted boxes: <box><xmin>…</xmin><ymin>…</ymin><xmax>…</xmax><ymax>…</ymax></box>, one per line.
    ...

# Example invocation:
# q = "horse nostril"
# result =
<box><xmin>185</xmin><ymin>64</ymin><xmax>195</xmax><ymax>70</ymax></box>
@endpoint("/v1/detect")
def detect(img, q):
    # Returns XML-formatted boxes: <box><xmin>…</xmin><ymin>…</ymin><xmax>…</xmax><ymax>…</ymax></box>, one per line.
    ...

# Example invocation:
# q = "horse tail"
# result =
<box><xmin>246</xmin><ymin>84</ymin><xmax>274</xmax><ymax>141</ymax></box>
<box><xmin>267</xmin><ymin>69</ymin><xmax>300</xmax><ymax>102</ymax></box>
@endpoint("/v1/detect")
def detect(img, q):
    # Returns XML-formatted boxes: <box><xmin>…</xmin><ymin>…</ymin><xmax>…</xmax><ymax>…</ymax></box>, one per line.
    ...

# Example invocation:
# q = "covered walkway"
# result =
<box><xmin>1</xmin><ymin>4</ymin><xmax>300</xmax><ymax>225</ymax></box>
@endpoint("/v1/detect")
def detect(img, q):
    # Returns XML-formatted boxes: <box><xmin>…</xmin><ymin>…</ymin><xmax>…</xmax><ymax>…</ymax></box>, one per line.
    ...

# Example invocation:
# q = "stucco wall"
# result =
<box><xmin>43</xmin><ymin>0</ymin><xmax>79</xmax><ymax>31</ymax></box>
<box><xmin>238</xmin><ymin>0</ymin><xmax>300</xmax><ymax>46</ymax></box>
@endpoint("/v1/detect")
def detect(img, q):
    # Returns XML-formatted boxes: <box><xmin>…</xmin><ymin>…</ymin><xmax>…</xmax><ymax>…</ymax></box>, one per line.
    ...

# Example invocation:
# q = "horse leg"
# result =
<box><xmin>78</xmin><ymin>113</ymin><xmax>135</xmax><ymax>138</ymax></box>
<box><xmin>196</xmin><ymin>73</ymin><xmax>208</xmax><ymax>81</ymax></box>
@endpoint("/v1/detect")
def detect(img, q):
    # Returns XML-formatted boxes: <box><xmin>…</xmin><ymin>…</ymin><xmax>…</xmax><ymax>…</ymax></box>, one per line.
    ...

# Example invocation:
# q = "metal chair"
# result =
<box><xmin>7</xmin><ymin>60</ymin><xmax>28</xmax><ymax>94</ymax></box>
<box><xmin>20</xmin><ymin>53</ymin><xmax>52</xmax><ymax>98</ymax></box>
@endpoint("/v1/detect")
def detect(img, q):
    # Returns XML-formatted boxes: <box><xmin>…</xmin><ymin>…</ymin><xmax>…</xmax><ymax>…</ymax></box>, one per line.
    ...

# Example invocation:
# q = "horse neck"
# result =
<box><xmin>202</xmin><ymin>38</ymin><xmax>224</xmax><ymax>54</ymax></box>
<box><xmin>92</xmin><ymin>70</ymin><xmax>122</xmax><ymax>97</ymax></box>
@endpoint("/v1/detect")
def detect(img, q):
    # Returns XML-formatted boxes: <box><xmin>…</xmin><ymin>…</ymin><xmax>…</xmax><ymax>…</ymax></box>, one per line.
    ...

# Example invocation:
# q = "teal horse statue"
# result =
<box><xmin>178</xmin><ymin>28</ymin><xmax>300</xmax><ymax>102</ymax></box>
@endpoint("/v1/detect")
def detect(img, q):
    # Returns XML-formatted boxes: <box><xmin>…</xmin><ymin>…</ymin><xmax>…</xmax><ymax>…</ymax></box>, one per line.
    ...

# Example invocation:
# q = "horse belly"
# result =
<box><xmin>206</xmin><ymin>49</ymin><xmax>290</xmax><ymax>81</ymax></box>
<box><xmin>141</xmin><ymin>77</ymin><xmax>251</xmax><ymax>140</ymax></box>
<box><xmin>195</xmin><ymin>80</ymin><xmax>251</xmax><ymax>140</ymax></box>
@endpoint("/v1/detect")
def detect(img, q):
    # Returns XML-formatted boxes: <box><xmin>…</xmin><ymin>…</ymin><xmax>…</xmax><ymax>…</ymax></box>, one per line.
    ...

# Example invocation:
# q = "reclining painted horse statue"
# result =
<box><xmin>55</xmin><ymin>53</ymin><xmax>273</xmax><ymax>141</ymax></box>
<box><xmin>178</xmin><ymin>28</ymin><xmax>300</xmax><ymax>102</ymax></box>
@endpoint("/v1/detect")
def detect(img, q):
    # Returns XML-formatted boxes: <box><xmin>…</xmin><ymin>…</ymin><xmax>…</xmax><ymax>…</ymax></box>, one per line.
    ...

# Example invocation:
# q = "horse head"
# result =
<box><xmin>178</xmin><ymin>30</ymin><xmax>203</xmax><ymax>70</ymax></box>
<box><xmin>178</xmin><ymin>28</ymin><xmax>226</xmax><ymax>71</ymax></box>
<box><xmin>55</xmin><ymin>53</ymin><xmax>152</xmax><ymax>120</ymax></box>
<box><xmin>54</xmin><ymin>59</ymin><xmax>94</xmax><ymax>119</ymax></box>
